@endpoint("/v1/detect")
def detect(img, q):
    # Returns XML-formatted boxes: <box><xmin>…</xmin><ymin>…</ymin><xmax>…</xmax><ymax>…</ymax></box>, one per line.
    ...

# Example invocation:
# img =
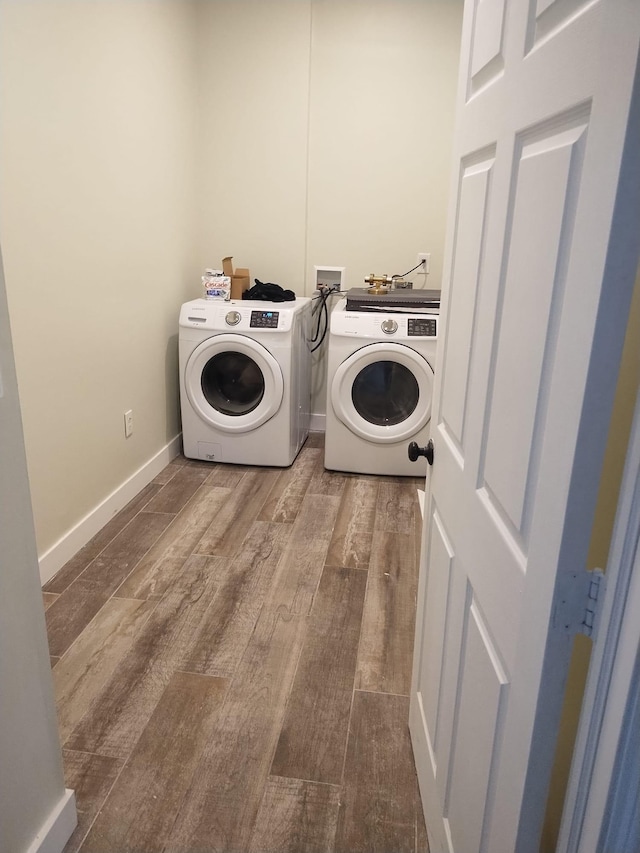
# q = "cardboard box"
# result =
<box><xmin>222</xmin><ymin>256</ymin><xmax>250</xmax><ymax>300</ymax></box>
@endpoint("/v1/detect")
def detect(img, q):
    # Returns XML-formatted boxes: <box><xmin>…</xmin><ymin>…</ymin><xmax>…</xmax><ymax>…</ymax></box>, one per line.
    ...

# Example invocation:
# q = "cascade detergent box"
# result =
<box><xmin>222</xmin><ymin>256</ymin><xmax>250</xmax><ymax>300</ymax></box>
<box><xmin>202</xmin><ymin>269</ymin><xmax>231</xmax><ymax>300</ymax></box>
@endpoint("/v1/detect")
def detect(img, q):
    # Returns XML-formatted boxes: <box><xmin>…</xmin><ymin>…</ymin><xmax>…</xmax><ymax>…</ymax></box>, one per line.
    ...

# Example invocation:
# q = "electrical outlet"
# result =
<box><xmin>417</xmin><ymin>252</ymin><xmax>431</xmax><ymax>273</ymax></box>
<box><xmin>124</xmin><ymin>409</ymin><xmax>133</xmax><ymax>438</ymax></box>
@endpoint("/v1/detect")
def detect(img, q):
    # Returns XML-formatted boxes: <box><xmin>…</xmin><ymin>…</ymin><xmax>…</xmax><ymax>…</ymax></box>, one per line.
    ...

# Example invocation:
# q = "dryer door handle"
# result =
<box><xmin>408</xmin><ymin>440</ymin><xmax>434</xmax><ymax>466</ymax></box>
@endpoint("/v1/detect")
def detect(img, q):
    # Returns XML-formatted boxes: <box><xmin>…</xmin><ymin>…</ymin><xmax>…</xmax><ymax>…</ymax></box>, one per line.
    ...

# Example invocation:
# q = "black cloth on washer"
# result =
<box><xmin>242</xmin><ymin>280</ymin><xmax>296</xmax><ymax>302</ymax></box>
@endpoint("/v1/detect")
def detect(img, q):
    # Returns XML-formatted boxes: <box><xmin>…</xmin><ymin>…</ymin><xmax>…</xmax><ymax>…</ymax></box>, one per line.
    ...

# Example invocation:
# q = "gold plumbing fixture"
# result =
<box><xmin>364</xmin><ymin>273</ymin><xmax>392</xmax><ymax>294</ymax></box>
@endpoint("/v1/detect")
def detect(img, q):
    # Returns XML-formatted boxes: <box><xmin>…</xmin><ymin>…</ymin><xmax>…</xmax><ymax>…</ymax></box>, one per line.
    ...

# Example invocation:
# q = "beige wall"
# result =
<box><xmin>0</xmin><ymin>0</ymin><xmax>462</xmax><ymax>564</ymax></box>
<box><xmin>195</xmin><ymin>0</ymin><xmax>461</xmax><ymax>294</ymax></box>
<box><xmin>0</xmin><ymin>1</ymin><xmax>200</xmax><ymax>557</ymax></box>
<box><xmin>307</xmin><ymin>0</ymin><xmax>461</xmax><ymax>293</ymax></box>
<box><xmin>194</xmin><ymin>0</ymin><xmax>311</xmax><ymax>289</ymax></box>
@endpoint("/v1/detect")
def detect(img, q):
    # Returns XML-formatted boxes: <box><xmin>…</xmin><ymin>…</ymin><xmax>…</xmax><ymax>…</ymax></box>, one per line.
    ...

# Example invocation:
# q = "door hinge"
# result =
<box><xmin>554</xmin><ymin>568</ymin><xmax>606</xmax><ymax>639</ymax></box>
<box><xmin>580</xmin><ymin>568</ymin><xmax>605</xmax><ymax>638</ymax></box>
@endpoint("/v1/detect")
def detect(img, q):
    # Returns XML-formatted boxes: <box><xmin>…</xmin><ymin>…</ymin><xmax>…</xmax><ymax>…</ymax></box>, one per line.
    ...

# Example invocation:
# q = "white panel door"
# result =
<box><xmin>409</xmin><ymin>1</ymin><xmax>640</xmax><ymax>851</ymax></box>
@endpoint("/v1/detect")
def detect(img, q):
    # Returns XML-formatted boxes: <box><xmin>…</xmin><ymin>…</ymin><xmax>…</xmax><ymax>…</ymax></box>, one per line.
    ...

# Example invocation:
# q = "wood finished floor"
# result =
<box><xmin>44</xmin><ymin>433</ymin><xmax>428</xmax><ymax>853</ymax></box>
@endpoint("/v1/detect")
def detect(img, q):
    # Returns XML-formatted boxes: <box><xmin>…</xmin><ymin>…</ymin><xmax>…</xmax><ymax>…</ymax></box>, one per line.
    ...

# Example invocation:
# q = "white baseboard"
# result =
<box><xmin>25</xmin><ymin>789</ymin><xmax>77</xmax><ymax>853</ymax></box>
<box><xmin>309</xmin><ymin>413</ymin><xmax>326</xmax><ymax>432</ymax></box>
<box><xmin>38</xmin><ymin>435</ymin><xmax>182</xmax><ymax>585</ymax></box>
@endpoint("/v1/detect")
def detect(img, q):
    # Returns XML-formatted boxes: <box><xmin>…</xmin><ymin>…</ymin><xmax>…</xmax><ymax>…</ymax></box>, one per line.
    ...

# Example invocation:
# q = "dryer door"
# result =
<box><xmin>185</xmin><ymin>334</ymin><xmax>284</xmax><ymax>434</ymax></box>
<box><xmin>331</xmin><ymin>342</ymin><xmax>434</xmax><ymax>444</ymax></box>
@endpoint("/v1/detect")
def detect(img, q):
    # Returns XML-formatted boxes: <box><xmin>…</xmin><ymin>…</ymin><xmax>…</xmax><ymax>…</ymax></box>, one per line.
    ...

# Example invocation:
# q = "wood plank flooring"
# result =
<box><xmin>44</xmin><ymin>435</ymin><xmax>428</xmax><ymax>853</ymax></box>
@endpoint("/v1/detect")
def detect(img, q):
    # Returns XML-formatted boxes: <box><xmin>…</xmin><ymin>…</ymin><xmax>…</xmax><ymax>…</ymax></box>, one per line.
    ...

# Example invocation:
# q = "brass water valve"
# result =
<box><xmin>364</xmin><ymin>273</ymin><xmax>392</xmax><ymax>293</ymax></box>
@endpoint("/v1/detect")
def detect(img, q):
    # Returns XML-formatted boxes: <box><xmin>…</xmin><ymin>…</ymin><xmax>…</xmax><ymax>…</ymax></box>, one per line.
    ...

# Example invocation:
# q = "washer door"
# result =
<box><xmin>331</xmin><ymin>342</ymin><xmax>434</xmax><ymax>444</ymax></box>
<box><xmin>185</xmin><ymin>334</ymin><xmax>284</xmax><ymax>434</ymax></box>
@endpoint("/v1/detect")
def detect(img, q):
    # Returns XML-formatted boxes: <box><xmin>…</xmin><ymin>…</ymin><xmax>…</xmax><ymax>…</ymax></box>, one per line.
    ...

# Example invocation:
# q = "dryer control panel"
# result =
<box><xmin>408</xmin><ymin>317</ymin><xmax>437</xmax><ymax>337</ymax></box>
<box><xmin>250</xmin><ymin>310</ymin><xmax>280</xmax><ymax>328</ymax></box>
<box><xmin>178</xmin><ymin>298</ymin><xmax>311</xmax><ymax>334</ymax></box>
<box><xmin>330</xmin><ymin>300</ymin><xmax>439</xmax><ymax>340</ymax></box>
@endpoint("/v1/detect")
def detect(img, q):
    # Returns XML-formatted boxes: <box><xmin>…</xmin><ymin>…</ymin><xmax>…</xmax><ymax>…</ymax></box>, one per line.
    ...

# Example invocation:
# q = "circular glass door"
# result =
<box><xmin>185</xmin><ymin>334</ymin><xmax>284</xmax><ymax>434</ymax></box>
<box><xmin>331</xmin><ymin>342</ymin><xmax>434</xmax><ymax>443</ymax></box>
<box><xmin>351</xmin><ymin>361</ymin><xmax>420</xmax><ymax>426</ymax></box>
<box><xmin>201</xmin><ymin>351</ymin><xmax>265</xmax><ymax>415</ymax></box>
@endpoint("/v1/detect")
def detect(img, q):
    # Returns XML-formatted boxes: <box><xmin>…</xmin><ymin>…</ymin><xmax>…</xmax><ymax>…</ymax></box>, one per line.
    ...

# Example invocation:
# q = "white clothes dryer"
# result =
<box><xmin>179</xmin><ymin>297</ymin><xmax>311</xmax><ymax>466</ymax></box>
<box><xmin>324</xmin><ymin>299</ymin><xmax>438</xmax><ymax>477</ymax></box>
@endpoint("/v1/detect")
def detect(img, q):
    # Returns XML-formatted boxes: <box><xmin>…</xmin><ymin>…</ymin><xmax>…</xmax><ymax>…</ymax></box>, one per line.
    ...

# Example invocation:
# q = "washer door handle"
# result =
<box><xmin>408</xmin><ymin>439</ymin><xmax>434</xmax><ymax>466</ymax></box>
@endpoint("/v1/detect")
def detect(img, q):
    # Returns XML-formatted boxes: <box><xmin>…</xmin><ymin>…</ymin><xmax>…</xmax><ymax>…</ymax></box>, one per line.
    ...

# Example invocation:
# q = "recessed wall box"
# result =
<box><xmin>314</xmin><ymin>266</ymin><xmax>345</xmax><ymax>292</ymax></box>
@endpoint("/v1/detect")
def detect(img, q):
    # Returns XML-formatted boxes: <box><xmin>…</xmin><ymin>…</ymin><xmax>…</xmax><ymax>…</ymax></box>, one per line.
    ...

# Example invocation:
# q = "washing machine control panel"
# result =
<box><xmin>179</xmin><ymin>298</ymin><xmax>310</xmax><ymax>335</ymax></box>
<box><xmin>408</xmin><ymin>317</ymin><xmax>437</xmax><ymax>337</ymax></box>
<box><xmin>250</xmin><ymin>310</ymin><xmax>280</xmax><ymax>329</ymax></box>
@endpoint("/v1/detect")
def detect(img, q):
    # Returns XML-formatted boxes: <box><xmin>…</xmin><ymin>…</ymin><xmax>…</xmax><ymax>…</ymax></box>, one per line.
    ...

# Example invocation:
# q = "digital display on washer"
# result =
<box><xmin>408</xmin><ymin>317</ymin><xmax>437</xmax><ymax>337</ymax></box>
<box><xmin>250</xmin><ymin>311</ymin><xmax>279</xmax><ymax>329</ymax></box>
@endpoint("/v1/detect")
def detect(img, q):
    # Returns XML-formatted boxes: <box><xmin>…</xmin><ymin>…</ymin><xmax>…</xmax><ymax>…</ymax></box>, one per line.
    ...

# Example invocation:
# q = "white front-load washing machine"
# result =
<box><xmin>324</xmin><ymin>299</ymin><xmax>438</xmax><ymax>477</ymax></box>
<box><xmin>179</xmin><ymin>297</ymin><xmax>311</xmax><ymax>466</ymax></box>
